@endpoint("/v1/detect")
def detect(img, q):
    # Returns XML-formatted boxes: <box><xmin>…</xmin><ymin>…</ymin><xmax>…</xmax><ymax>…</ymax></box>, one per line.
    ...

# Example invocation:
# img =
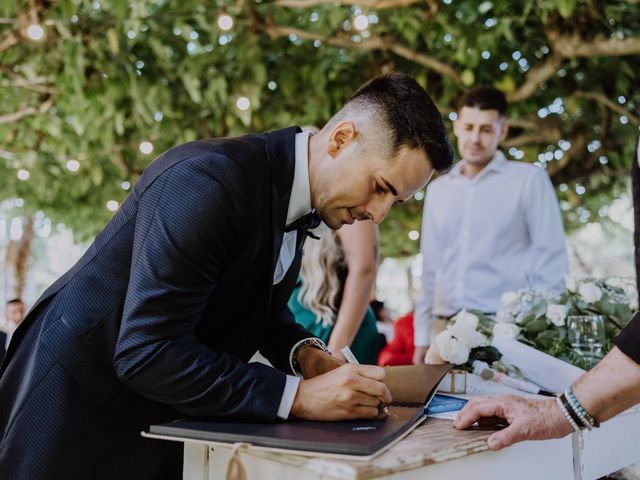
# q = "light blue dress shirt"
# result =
<box><xmin>414</xmin><ymin>152</ymin><xmax>569</xmax><ymax>346</ymax></box>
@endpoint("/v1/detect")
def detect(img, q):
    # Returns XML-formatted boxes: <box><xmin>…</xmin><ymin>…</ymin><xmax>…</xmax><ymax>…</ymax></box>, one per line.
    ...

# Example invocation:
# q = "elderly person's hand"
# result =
<box><xmin>453</xmin><ymin>395</ymin><xmax>573</xmax><ymax>450</ymax></box>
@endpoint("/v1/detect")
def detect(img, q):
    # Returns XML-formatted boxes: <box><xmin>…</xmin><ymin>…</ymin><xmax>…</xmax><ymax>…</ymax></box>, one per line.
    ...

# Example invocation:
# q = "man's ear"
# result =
<box><xmin>328</xmin><ymin>121</ymin><xmax>357</xmax><ymax>157</ymax></box>
<box><xmin>499</xmin><ymin>119</ymin><xmax>509</xmax><ymax>142</ymax></box>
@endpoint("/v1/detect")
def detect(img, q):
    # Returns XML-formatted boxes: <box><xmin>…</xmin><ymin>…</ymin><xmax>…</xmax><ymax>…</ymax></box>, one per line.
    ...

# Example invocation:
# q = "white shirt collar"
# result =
<box><xmin>450</xmin><ymin>150</ymin><xmax>507</xmax><ymax>179</ymax></box>
<box><xmin>286</xmin><ymin>131</ymin><xmax>313</xmax><ymax>225</ymax></box>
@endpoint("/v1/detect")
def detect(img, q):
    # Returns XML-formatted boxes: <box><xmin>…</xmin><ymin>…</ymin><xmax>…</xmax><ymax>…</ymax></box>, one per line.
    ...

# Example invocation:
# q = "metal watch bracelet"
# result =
<box><xmin>290</xmin><ymin>338</ymin><xmax>330</xmax><ymax>376</ymax></box>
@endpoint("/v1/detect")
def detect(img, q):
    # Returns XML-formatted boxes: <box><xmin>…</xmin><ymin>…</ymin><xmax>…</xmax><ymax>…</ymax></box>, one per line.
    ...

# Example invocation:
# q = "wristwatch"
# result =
<box><xmin>290</xmin><ymin>337</ymin><xmax>330</xmax><ymax>376</ymax></box>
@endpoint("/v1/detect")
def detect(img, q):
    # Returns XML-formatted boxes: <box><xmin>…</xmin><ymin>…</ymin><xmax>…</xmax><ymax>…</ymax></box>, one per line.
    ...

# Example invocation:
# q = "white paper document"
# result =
<box><xmin>492</xmin><ymin>334</ymin><xmax>585</xmax><ymax>394</ymax></box>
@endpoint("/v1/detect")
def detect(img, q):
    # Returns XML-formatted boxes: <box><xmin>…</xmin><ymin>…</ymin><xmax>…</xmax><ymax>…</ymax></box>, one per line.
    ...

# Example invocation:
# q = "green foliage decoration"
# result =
<box><xmin>0</xmin><ymin>0</ymin><xmax>638</xmax><ymax>257</ymax></box>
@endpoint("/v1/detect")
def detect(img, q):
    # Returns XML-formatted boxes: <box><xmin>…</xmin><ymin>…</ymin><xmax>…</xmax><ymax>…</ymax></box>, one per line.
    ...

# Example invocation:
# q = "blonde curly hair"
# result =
<box><xmin>297</xmin><ymin>230</ymin><xmax>344</xmax><ymax>328</ymax></box>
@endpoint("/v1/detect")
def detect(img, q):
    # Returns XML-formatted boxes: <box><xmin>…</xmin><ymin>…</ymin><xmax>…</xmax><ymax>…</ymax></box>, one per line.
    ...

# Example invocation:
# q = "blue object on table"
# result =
<box><xmin>425</xmin><ymin>394</ymin><xmax>468</xmax><ymax>414</ymax></box>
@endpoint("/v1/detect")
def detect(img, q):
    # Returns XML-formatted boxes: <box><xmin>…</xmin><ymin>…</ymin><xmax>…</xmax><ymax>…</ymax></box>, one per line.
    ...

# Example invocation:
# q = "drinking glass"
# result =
<box><xmin>567</xmin><ymin>315</ymin><xmax>605</xmax><ymax>369</ymax></box>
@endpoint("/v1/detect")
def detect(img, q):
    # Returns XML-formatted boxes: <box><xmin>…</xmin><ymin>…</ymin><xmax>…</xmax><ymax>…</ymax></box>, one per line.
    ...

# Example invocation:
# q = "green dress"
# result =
<box><xmin>288</xmin><ymin>277</ymin><xmax>382</xmax><ymax>365</ymax></box>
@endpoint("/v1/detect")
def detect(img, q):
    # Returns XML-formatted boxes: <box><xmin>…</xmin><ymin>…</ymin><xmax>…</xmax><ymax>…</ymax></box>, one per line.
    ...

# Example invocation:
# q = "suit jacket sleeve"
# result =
<box><xmin>114</xmin><ymin>154</ymin><xmax>287</xmax><ymax>421</ymax></box>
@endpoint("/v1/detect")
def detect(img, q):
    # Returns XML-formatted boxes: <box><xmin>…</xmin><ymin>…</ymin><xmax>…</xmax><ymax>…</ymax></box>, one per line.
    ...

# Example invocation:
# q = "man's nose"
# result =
<box><xmin>367</xmin><ymin>198</ymin><xmax>394</xmax><ymax>225</ymax></box>
<box><xmin>470</xmin><ymin>129</ymin><xmax>481</xmax><ymax>143</ymax></box>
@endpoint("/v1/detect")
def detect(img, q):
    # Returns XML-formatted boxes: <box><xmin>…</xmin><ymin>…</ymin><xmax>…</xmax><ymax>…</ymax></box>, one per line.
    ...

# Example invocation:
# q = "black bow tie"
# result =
<box><xmin>285</xmin><ymin>211</ymin><xmax>321</xmax><ymax>236</ymax></box>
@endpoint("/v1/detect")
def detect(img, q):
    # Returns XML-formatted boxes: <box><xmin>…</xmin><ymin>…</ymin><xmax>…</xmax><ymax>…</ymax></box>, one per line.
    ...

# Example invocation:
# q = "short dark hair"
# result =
<box><xmin>6</xmin><ymin>298</ymin><xmax>23</xmax><ymax>306</ymax></box>
<box><xmin>458</xmin><ymin>85</ymin><xmax>507</xmax><ymax>116</ymax></box>
<box><xmin>347</xmin><ymin>73</ymin><xmax>454</xmax><ymax>173</ymax></box>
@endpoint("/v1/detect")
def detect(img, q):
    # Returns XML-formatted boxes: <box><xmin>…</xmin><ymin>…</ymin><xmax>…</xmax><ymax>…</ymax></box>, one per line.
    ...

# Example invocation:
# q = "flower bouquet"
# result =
<box><xmin>433</xmin><ymin>277</ymin><xmax>637</xmax><ymax>371</ymax></box>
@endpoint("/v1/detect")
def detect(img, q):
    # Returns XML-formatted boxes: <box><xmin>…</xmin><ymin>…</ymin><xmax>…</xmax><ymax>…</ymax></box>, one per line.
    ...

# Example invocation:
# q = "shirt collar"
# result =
<box><xmin>286</xmin><ymin>131</ymin><xmax>313</xmax><ymax>225</ymax></box>
<box><xmin>449</xmin><ymin>150</ymin><xmax>507</xmax><ymax>179</ymax></box>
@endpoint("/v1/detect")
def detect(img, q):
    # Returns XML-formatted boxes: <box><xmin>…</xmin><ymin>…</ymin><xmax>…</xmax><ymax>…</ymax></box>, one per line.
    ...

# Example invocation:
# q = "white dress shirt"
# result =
<box><xmin>275</xmin><ymin>130</ymin><xmax>314</xmax><ymax>419</ymax></box>
<box><xmin>414</xmin><ymin>151</ymin><xmax>568</xmax><ymax>346</ymax></box>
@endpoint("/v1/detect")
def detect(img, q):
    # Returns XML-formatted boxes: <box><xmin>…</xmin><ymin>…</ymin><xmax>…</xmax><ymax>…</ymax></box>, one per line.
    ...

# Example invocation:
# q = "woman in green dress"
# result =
<box><xmin>289</xmin><ymin>220</ymin><xmax>383</xmax><ymax>364</ymax></box>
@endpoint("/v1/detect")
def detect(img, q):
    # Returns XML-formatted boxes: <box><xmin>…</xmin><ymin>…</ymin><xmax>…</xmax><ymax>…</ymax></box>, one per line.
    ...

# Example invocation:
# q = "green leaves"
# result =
<box><xmin>181</xmin><ymin>73</ymin><xmax>203</xmax><ymax>104</ymax></box>
<box><xmin>469</xmin><ymin>345</ymin><xmax>502</xmax><ymax>365</ymax></box>
<box><xmin>0</xmin><ymin>0</ymin><xmax>638</xmax><ymax>249</ymax></box>
<box><xmin>523</xmin><ymin>318</ymin><xmax>548</xmax><ymax>333</ymax></box>
<box><xmin>556</xmin><ymin>0</ymin><xmax>577</xmax><ymax>19</ymax></box>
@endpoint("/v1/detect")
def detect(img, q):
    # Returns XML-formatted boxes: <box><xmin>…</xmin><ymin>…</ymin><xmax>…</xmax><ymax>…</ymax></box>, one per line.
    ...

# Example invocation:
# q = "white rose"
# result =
<box><xmin>579</xmin><ymin>283</ymin><xmax>603</xmax><ymax>304</ymax></box>
<box><xmin>453</xmin><ymin>309</ymin><xmax>479</xmax><ymax>330</ymax></box>
<box><xmin>495</xmin><ymin>309</ymin><xmax>515</xmax><ymax>324</ymax></box>
<box><xmin>546</xmin><ymin>304</ymin><xmax>569</xmax><ymax>327</ymax></box>
<box><xmin>492</xmin><ymin>322</ymin><xmax>520</xmax><ymax>338</ymax></box>
<box><xmin>565</xmin><ymin>275</ymin><xmax>578</xmax><ymax>293</ymax></box>
<box><xmin>434</xmin><ymin>330</ymin><xmax>471</xmax><ymax>365</ymax></box>
<box><xmin>501</xmin><ymin>291</ymin><xmax>520</xmax><ymax>311</ymax></box>
<box><xmin>449</xmin><ymin>322</ymin><xmax>487</xmax><ymax>348</ymax></box>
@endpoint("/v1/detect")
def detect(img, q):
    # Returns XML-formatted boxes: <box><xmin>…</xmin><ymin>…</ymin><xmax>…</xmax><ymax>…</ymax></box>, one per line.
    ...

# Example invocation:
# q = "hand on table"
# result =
<box><xmin>453</xmin><ymin>395</ymin><xmax>574</xmax><ymax>450</ymax></box>
<box><xmin>290</xmin><ymin>364</ymin><xmax>391</xmax><ymax>421</ymax></box>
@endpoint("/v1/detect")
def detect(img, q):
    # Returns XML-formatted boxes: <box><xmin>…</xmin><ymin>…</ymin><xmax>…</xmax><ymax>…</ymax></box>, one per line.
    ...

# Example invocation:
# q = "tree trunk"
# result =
<box><xmin>4</xmin><ymin>216</ymin><xmax>34</xmax><ymax>301</ymax></box>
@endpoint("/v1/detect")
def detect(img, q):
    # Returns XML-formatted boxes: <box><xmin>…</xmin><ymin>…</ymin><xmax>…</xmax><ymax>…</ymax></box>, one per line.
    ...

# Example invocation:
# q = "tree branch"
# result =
<box><xmin>503</xmin><ymin>129</ymin><xmax>562</xmax><ymax>148</ymax></box>
<box><xmin>547</xmin><ymin>132</ymin><xmax>588</xmax><ymax>181</ymax></box>
<box><xmin>1</xmin><ymin>73</ymin><xmax>55</xmax><ymax>94</ymax></box>
<box><xmin>261</xmin><ymin>22</ymin><xmax>461</xmax><ymax>84</ymax></box>
<box><xmin>0</xmin><ymin>30</ymin><xmax>18</xmax><ymax>52</ymax></box>
<box><xmin>113</xmin><ymin>148</ymin><xmax>142</xmax><ymax>178</ymax></box>
<box><xmin>546</xmin><ymin>29</ymin><xmax>640</xmax><ymax>58</ymax></box>
<box><xmin>507</xmin><ymin>53</ymin><xmax>563</xmax><ymax>103</ymax></box>
<box><xmin>0</xmin><ymin>149</ymin><xmax>17</xmax><ymax>161</ymax></box>
<box><xmin>507</xmin><ymin>117</ymin><xmax>543</xmax><ymax>131</ymax></box>
<box><xmin>573</xmin><ymin>90</ymin><xmax>639</xmax><ymax>125</ymax></box>
<box><xmin>509</xmin><ymin>28</ymin><xmax>640</xmax><ymax>104</ymax></box>
<box><xmin>388</xmin><ymin>43</ymin><xmax>460</xmax><ymax>82</ymax></box>
<box><xmin>274</xmin><ymin>0</ymin><xmax>421</xmax><ymax>7</ymax></box>
<box><xmin>0</xmin><ymin>96</ymin><xmax>53</xmax><ymax>124</ymax></box>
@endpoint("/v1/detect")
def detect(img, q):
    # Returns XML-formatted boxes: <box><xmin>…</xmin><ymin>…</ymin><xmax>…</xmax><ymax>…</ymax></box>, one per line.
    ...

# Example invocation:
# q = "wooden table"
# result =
<box><xmin>158</xmin><ymin>408</ymin><xmax>640</xmax><ymax>480</ymax></box>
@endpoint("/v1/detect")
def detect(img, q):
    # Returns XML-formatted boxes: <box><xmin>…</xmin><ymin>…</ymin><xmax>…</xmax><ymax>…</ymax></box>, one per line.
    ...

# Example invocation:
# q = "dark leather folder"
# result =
<box><xmin>146</xmin><ymin>364</ymin><xmax>451</xmax><ymax>459</ymax></box>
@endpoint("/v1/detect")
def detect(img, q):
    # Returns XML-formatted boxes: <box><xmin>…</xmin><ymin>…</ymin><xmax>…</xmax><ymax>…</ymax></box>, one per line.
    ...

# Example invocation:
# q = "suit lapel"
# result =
<box><xmin>265</xmin><ymin>126</ymin><xmax>301</xmax><ymax>279</ymax></box>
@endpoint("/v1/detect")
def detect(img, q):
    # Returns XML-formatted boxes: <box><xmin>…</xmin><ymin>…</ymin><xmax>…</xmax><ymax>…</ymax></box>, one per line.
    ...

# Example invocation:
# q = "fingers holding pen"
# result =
<box><xmin>291</xmin><ymin>363</ymin><xmax>391</xmax><ymax>421</ymax></box>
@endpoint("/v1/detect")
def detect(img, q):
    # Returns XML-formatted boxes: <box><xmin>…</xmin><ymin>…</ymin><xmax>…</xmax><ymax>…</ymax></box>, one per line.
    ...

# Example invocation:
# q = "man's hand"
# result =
<box><xmin>453</xmin><ymin>395</ymin><xmax>573</xmax><ymax>450</ymax></box>
<box><xmin>412</xmin><ymin>346</ymin><xmax>428</xmax><ymax>365</ymax></box>
<box><xmin>296</xmin><ymin>347</ymin><xmax>344</xmax><ymax>379</ymax></box>
<box><xmin>290</xmin><ymin>364</ymin><xmax>392</xmax><ymax>421</ymax></box>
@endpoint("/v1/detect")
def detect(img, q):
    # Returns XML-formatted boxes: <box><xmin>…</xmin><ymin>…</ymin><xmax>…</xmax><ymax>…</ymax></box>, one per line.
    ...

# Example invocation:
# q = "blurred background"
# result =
<box><xmin>1</xmin><ymin>0</ymin><xmax>638</xmax><ymax>315</ymax></box>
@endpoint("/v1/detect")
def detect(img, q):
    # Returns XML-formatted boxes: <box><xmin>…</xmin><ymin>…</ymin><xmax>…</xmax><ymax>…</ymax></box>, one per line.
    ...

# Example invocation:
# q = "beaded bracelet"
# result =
<box><xmin>555</xmin><ymin>396</ymin><xmax>581</xmax><ymax>432</ymax></box>
<box><xmin>559</xmin><ymin>393</ymin><xmax>589</xmax><ymax>430</ymax></box>
<box><xmin>565</xmin><ymin>386</ymin><xmax>600</xmax><ymax>429</ymax></box>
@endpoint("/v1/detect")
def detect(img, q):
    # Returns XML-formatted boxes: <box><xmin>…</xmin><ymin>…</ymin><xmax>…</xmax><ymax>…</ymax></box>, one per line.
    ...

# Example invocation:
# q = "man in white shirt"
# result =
<box><xmin>413</xmin><ymin>86</ymin><xmax>568</xmax><ymax>364</ymax></box>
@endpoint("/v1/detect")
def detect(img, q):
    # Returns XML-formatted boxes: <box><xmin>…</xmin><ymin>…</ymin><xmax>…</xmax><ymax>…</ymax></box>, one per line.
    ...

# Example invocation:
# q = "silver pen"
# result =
<box><xmin>340</xmin><ymin>346</ymin><xmax>389</xmax><ymax>415</ymax></box>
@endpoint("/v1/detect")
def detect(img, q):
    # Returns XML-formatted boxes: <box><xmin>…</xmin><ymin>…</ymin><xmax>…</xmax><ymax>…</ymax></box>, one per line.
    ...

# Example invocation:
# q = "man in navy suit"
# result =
<box><xmin>0</xmin><ymin>73</ymin><xmax>454</xmax><ymax>479</ymax></box>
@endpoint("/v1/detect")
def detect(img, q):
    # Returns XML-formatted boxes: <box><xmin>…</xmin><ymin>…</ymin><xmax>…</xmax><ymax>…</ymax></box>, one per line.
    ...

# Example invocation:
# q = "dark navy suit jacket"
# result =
<box><xmin>0</xmin><ymin>127</ymin><xmax>313</xmax><ymax>479</ymax></box>
<box><xmin>0</xmin><ymin>332</ymin><xmax>5</xmax><ymax>361</ymax></box>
